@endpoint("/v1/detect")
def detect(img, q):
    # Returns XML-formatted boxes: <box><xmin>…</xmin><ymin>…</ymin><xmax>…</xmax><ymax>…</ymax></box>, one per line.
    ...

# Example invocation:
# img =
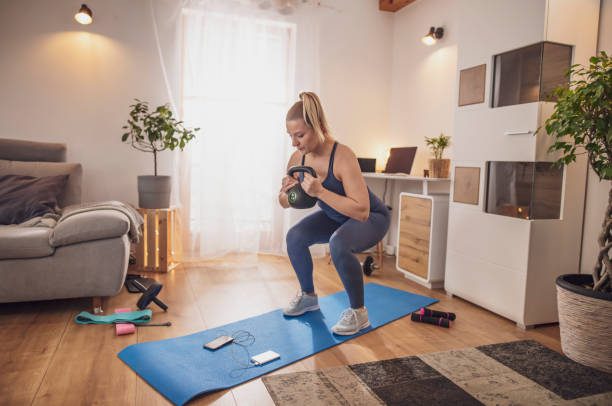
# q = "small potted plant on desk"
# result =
<box><xmin>544</xmin><ymin>51</ymin><xmax>611</xmax><ymax>373</ymax></box>
<box><xmin>425</xmin><ymin>133</ymin><xmax>451</xmax><ymax>178</ymax></box>
<box><xmin>121</xmin><ymin>99</ymin><xmax>199</xmax><ymax>208</ymax></box>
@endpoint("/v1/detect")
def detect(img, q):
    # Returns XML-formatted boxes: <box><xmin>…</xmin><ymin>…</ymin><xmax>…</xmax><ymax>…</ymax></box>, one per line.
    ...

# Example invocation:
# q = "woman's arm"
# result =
<box><xmin>278</xmin><ymin>151</ymin><xmax>301</xmax><ymax>208</ymax></box>
<box><xmin>302</xmin><ymin>145</ymin><xmax>370</xmax><ymax>222</ymax></box>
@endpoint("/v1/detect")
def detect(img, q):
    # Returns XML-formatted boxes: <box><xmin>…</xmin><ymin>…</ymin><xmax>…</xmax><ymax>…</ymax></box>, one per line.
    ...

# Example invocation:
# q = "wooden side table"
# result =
<box><xmin>132</xmin><ymin>207</ymin><xmax>178</xmax><ymax>273</ymax></box>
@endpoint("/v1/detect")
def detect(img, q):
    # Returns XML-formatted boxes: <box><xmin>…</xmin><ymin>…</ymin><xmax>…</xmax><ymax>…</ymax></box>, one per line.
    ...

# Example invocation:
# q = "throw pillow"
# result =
<box><xmin>0</xmin><ymin>174</ymin><xmax>69</xmax><ymax>225</ymax></box>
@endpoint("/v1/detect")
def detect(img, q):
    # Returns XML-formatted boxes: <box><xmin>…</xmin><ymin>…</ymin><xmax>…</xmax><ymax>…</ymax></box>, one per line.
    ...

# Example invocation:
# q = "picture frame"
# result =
<box><xmin>458</xmin><ymin>64</ymin><xmax>486</xmax><ymax>106</ymax></box>
<box><xmin>453</xmin><ymin>166</ymin><xmax>480</xmax><ymax>205</ymax></box>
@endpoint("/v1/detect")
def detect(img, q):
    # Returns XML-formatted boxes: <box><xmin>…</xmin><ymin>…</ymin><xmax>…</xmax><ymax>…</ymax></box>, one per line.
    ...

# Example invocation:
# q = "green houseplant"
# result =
<box><xmin>122</xmin><ymin>99</ymin><xmax>199</xmax><ymax>208</ymax></box>
<box><xmin>544</xmin><ymin>51</ymin><xmax>611</xmax><ymax>373</ymax></box>
<box><xmin>425</xmin><ymin>133</ymin><xmax>451</xmax><ymax>178</ymax></box>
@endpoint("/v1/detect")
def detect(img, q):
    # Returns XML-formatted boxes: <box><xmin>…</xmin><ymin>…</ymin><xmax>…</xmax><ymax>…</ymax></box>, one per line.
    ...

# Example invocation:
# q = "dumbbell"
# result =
<box><xmin>415</xmin><ymin>307</ymin><xmax>456</xmax><ymax>321</ymax></box>
<box><xmin>361</xmin><ymin>255</ymin><xmax>379</xmax><ymax>276</ymax></box>
<box><xmin>411</xmin><ymin>312</ymin><xmax>450</xmax><ymax>328</ymax></box>
<box><xmin>132</xmin><ymin>279</ymin><xmax>169</xmax><ymax>312</ymax></box>
<box><xmin>362</xmin><ymin>239</ymin><xmax>386</xmax><ymax>276</ymax></box>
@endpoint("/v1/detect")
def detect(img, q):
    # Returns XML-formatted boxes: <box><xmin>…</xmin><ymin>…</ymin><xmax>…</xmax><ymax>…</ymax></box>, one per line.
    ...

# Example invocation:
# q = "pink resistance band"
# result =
<box><xmin>115</xmin><ymin>308</ymin><xmax>137</xmax><ymax>336</ymax></box>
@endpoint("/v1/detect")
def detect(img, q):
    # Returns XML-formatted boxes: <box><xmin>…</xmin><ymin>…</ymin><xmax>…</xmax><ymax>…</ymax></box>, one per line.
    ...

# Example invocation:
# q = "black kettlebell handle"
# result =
<box><xmin>287</xmin><ymin>166</ymin><xmax>317</xmax><ymax>179</ymax></box>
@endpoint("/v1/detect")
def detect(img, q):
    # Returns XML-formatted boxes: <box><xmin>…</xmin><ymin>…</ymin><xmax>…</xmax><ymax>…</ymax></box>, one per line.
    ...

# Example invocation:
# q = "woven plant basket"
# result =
<box><xmin>556</xmin><ymin>274</ymin><xmax>612</xmax><ymax>373</ymax></box>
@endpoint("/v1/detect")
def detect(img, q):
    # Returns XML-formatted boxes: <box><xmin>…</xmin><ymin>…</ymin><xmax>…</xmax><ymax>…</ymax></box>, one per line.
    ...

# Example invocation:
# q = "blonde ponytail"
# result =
<box><xmin>286</xmin><ymin>91</ymin><xmax>331</xmax><ymax>142</ymax></box>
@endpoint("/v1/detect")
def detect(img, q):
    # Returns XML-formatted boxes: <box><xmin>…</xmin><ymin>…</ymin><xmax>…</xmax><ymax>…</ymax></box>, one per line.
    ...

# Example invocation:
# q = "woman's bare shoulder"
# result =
<box><xmin>333</xmin><ymin>143</ymin><xmax>362</xmax><ymax>181</ymax></box>
<box><xmin>334</xmin><ymin>143</ymin><xmax>358</xmax><ymax>165</ymax></box>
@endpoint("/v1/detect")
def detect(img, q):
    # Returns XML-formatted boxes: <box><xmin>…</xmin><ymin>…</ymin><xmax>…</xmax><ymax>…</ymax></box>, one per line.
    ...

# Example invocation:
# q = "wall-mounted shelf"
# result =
<box><xmin>492</xmin><ymin>41</ymin><xmax>572</xmax><ymax>108</ymax></box>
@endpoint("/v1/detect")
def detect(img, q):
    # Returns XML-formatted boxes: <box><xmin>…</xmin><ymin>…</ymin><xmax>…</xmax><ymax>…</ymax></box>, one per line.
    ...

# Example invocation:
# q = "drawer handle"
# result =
<box><xmin>504</xmin><ymin>130</ymin><xmax>533</xmax><ymax>136</ymax></box>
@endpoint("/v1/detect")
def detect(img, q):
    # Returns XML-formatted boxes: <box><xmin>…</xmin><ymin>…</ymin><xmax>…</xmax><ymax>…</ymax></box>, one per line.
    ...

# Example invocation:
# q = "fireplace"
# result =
<box><xmin>485</xmin><ymin>161</ymin><xmax>564</xmax><ymax>220</ymax></box>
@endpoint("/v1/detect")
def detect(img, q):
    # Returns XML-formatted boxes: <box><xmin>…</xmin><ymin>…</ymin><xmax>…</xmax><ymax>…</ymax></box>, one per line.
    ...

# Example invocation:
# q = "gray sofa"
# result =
<box><xmin>0</xmin><ymin>138</ymin><xmax>134</xmax><ymax>312</ymax></box>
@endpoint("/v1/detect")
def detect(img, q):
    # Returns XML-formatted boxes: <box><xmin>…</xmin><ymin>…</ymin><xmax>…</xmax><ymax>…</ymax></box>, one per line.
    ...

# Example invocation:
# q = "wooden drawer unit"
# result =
<box><xmin>398</xmin><ymin>195</ymin><xmax>431</xmax><ymax>278</ymax></box>
<box><xmin>396</xmin><ymin>193</ymin><xmax>449</xmax><ymax>288</ymax></box>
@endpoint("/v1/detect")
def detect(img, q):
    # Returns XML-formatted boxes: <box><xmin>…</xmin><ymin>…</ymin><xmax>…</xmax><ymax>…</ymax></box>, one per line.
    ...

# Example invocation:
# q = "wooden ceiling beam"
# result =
<box><xmin>379</xmin><ymin>0</ymin><xmax>418</xmax><ymax>12</ymax></box>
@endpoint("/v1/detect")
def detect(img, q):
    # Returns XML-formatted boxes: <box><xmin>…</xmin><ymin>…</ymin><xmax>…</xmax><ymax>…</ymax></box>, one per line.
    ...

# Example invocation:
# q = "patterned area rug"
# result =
<box><xmin>262</xmin><ymin>340</ymin><xmax>612</xmax><ymax>405</ymax></box>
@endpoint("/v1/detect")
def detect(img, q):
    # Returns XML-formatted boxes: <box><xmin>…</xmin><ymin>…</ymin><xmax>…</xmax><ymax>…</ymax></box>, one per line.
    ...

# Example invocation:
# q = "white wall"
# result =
<box><xmin>0</xmin><ymin>0</ymin><xmax>171</xmax><ymax>205</ymax></box>
<box><xmin>581</xmin><ymin>0</ymin><xmax>612</xmax><ymax>273</ymax></box>
<box><xmin>389</xmin><ymin>0</ymin><xmax>458</xmax><ymax>175</ymax></box>
<box><xmin>318</xmin><ymin>0</ymin><xmax>393</xmax><ymax>167</ymax></box>
<box><xmin>0</xmin><ymin>0</ymin><xmax>393</xmax><ymax>205</ymax></box>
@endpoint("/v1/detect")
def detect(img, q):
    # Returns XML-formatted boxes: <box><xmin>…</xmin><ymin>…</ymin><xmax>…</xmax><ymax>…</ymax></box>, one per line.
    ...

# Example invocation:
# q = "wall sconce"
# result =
<box><xmin>74</xmin><ymin>4</ymin><xmax>93</xmax><ymax>25</ymax></box>
<box><xmin>422</xmin><ymin>26</ymin><xmax>444</xmax><ymax>46</ymax></box>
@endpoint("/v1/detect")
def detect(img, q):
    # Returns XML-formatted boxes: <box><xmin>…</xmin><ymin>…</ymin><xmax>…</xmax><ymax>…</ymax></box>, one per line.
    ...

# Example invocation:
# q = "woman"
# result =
<box><xmin>279</xmin><ymin>92</ymin><xmax>390</xmax><ymax>335</ymax></box>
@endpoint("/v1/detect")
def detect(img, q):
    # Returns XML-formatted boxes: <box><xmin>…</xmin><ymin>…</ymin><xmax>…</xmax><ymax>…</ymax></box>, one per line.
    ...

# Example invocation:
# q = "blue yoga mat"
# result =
<box><xmin>118</xmin><ymin>283</ymin><xmax>437</xmax><ymax>405</ymax></box>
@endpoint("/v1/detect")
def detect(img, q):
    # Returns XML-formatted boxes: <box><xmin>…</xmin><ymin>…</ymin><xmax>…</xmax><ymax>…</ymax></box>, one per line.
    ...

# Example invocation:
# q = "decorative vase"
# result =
<box><xmin>556</xmin><ymin>274</ymin><xmax>612</xmax><ymax>373</ymax></box>
<box><xmin>137</xmin><ymin>175</ymin><xmax>171</xmax><ymax>209</ymax></box>
<box><xmin>428</xmin><ymin>159</ymin><xmax>450</xmax><ymax>178</ymax></box>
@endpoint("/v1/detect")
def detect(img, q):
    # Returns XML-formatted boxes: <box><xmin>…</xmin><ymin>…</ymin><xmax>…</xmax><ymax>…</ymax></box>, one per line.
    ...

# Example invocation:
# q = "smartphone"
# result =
<box><xmin>203</xmin><ymin>335</ymin><xmax>234</xmax><ymax>350</ymax></box>
<box><xmin>251</xmin><ymin>350</ymin><xmax>280</xmax><ymax>365</ymax></box>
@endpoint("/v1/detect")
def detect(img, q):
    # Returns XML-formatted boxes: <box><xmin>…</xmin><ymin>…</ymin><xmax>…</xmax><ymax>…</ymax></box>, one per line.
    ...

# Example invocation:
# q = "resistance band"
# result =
<box><xmin>75</xmin><ymin>309</ymin><xmax>153</xmax><ymax>325</ymax></box>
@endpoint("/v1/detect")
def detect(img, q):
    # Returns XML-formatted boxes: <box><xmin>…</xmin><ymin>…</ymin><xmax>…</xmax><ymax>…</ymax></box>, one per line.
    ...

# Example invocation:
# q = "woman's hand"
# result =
<box><xmin>301</xmin><ymin>173</ymin><xmax>324</xmax><ymax>197</ymax></box>
<box><xmin>280</xmin><ymin>175</ymin><xmax>299</xmax><ymax>193</ymax></box>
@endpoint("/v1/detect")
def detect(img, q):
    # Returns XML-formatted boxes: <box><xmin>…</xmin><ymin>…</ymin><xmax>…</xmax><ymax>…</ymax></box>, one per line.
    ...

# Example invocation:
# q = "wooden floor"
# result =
<box><xmin>0</xmin><ymin>253</ymin><xmax>561</xmax><ymax>405</ymax></box>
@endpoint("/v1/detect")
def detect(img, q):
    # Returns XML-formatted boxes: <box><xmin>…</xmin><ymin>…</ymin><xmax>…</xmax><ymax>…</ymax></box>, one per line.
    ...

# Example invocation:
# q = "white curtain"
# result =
<box><xmin>180</xmin><ymin>2</ymin><xmax>296</xmax><ymax>258</ymax></box>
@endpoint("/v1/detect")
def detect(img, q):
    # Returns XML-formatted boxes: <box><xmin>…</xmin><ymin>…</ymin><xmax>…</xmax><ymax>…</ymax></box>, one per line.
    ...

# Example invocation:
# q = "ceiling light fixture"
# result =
<box><xmin>422</xmin><ymin>26</ymin><xmax>444</xmax><ymax>46</ymax></box>
<box><xmin>74</xmin><ymin>4</ymin><xmax>93</xmax><ymax>25</ymax></box>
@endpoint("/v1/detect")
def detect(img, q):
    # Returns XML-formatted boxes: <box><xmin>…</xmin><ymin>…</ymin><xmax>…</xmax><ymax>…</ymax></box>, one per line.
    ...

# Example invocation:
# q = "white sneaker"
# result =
<box><xmin>283</xmin><ymin>291</ymin><xmax>319</xmax><ymax>316</ymax></box>
<box><xmin>332</xmin><ymin>307</ymin><xmax>371</xmax><ymax>335</ymax></box>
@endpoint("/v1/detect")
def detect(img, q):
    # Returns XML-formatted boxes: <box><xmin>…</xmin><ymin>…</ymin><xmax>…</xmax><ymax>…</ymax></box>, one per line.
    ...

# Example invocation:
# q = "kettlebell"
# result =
<box><xmin>287</xmin><ymin>166</ymin><xmax>318</xmax><ymax>209</ymax></box>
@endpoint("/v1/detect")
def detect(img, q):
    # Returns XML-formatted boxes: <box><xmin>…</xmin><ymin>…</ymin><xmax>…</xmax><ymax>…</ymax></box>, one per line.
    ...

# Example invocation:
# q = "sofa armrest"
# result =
<box><xmin>51</xmin><ymin>210</ymin><xmax>130</xmax><ymax>248</ymax></box>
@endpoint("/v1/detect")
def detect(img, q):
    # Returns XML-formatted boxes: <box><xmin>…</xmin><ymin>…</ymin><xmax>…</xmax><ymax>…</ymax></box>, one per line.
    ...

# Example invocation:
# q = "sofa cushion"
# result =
<box><xmin>51</xmin><ymin>210</ymin><xmax>130</xmax><ymax>248</ymax></box>
<box><xmin>0</xmin><ymin>226</ymin><xmax>54</xmax><ymax>259</ymax></box>
<box><xmin>0</xmin><ymin>174</ymin><xmax>68</xmax><ymax>225</ymax></box>
<box><xmin>0</xmin><ymin>138</ymin><xmax>66</xmax><ymax>162</ymax></box>
<box><xmin>0</xmin><ymin>160</ymin><xmax>82</xmax><ymax>207</ymax></box>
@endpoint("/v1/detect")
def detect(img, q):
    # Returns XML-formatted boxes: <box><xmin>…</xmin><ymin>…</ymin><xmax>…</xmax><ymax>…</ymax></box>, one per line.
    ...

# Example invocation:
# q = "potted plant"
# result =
<box><xmin>544</xmin><ymin>51</ymin><xmax>611</xmax><ymax>373</ymax></box>
<box><xmin>425</xmin><ymin>133</ymin><xmax>451</xmax><ymax>178</ymax></box>
<box><xmin>121</xmin><ymin>99</ymin><xmax>199</xmax><ymax>208</ymax></box>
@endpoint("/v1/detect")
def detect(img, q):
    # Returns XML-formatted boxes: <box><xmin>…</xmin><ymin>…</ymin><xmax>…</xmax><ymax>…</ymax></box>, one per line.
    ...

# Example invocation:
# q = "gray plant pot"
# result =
<box><xmin>137</xmin><ymin>175</ymin><xmax>171</xmax><ymax>209</ymax></box>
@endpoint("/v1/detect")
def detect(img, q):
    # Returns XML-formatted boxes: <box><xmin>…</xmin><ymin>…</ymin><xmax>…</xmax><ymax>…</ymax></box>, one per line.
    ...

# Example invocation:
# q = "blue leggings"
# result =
<box><xmin>286</xmin><ymin>208</ymin><xmax>390</xmax><ymax>308</ymax></box>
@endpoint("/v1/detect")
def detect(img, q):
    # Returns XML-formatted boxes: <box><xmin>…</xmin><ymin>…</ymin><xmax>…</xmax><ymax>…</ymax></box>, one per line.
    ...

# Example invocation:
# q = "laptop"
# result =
<box><xmin>357</xmin><ymin>157</ymin><xmax>376</xmax><ymax>173</ymax></box>
<box><xmin>384</xmin><ymin>147</ymin><xmax>417</xmax><ymax>174</ymax></box>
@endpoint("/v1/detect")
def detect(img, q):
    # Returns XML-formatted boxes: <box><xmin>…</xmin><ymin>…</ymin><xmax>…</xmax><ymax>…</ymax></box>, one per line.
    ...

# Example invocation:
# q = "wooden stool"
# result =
<box><xmin>375</xmin><ymin>240</ymin><xmax>384</xmax><ymax>272</ymax></box>
<box><xmin>132</xmin><ymin>208</ymin><xmax>178</xmax><ymax>273</ymax></box>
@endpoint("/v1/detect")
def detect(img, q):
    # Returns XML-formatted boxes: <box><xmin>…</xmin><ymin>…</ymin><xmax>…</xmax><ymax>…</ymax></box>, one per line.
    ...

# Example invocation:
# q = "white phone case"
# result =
<box><xmin>203</xmin><ymin>335</ymin><xmax>233</xmax><ymax>350</ymax></box>
<box><xmin>251</xmin><ymin>350</ymin><xmax>280</xmax><ymax>365</ymax></box>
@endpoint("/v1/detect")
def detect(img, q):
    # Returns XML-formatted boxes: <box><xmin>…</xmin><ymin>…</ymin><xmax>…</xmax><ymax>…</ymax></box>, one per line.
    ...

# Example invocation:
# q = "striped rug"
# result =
<box><xmin>262</xmin><ymin>340</ymin><xmax>612</xmax><ymax>405</ymax></box>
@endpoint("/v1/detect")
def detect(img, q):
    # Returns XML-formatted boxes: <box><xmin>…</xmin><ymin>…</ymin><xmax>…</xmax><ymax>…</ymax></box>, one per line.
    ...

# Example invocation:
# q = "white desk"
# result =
<box><xmin>363</xmin><ymin>172</ymin><xmax>451</xmax><ymax>289</ymax></box>
<box><xmin>363</xmin><ymin>173</ymin><xmax>450</xmax><ymax>196</ymax></box>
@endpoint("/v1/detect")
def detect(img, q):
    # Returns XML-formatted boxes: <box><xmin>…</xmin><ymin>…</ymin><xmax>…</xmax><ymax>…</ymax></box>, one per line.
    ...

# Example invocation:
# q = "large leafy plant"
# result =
<box><xmin>425</xmin><ymin>133</ymin><xmax>451</xmax><ymax>159</ymax></box>
<box><xmin>545</xmin><ymin>51</ymin><xmax>611</xmax><ymax>292</ymax></box>
<box><xmin>121</xmin><ymin>99</ymin><xmax>199</xmax><ymax>175</ymax></box>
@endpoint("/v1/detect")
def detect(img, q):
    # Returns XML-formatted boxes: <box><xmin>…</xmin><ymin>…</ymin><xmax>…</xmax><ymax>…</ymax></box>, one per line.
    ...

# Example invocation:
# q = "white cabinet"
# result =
<box><xmin>444</xmin><ymin>0</ymin><xmax>600</xmax><ymax>328</ymax></box>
